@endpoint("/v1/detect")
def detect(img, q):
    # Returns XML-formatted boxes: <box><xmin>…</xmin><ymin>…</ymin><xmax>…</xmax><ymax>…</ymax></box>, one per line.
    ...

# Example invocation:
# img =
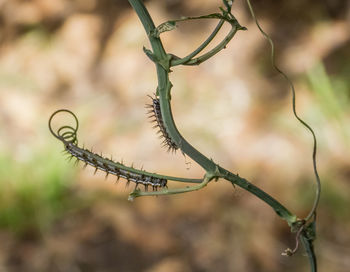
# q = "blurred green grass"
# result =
<box><xmin>0</xmin><ymin>146</ymin><xmax>78</xmax><ymax>236</ymax></box>
<box><xmin>307</xmin><ymin>62</ymin><xmax>349</xmax><ymax>124</ymax></box>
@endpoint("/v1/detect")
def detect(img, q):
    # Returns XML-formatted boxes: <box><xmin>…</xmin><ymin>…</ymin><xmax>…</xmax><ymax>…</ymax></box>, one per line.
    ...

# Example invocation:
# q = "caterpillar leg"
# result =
<box><xmin>128</xmin><ymin>177</ymin><xmax>210</xmax><ymax>201</ymax></box>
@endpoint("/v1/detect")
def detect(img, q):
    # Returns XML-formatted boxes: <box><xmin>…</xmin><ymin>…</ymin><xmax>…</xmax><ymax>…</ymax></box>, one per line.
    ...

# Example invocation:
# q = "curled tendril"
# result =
<box><xmin>48</xmin><ymin>109</ymin><xmax>79</xmax><ymax>145</ymax></box>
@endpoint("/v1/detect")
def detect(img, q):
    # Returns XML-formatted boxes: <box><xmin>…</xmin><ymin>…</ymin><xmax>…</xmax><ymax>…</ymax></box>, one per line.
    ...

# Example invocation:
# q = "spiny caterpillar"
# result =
<box><xmin>146</xmin><ymin>94</ymin><xmax>179</xmax><ymax>153</ymax></box>
<box><xmin>49</xmin><ymin>109</ymin><xmax>167</xmax><ymax>190</ymax></box>
<box><xmin>65</xmin><ymin>143</ymin><xmax>167</xmax><ymax>189</ymax></box>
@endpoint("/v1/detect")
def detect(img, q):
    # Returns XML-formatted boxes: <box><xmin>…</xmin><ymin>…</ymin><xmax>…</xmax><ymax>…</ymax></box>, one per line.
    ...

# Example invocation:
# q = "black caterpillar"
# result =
<box><xmin>49</xmin><ymin>109</ymin><xmax>167</xmax><ymax>190</ymax></box>
<box><xmin>146</xmin><ymin>95</ymin><xmax>179</xmax><ymax>152</ymax></box>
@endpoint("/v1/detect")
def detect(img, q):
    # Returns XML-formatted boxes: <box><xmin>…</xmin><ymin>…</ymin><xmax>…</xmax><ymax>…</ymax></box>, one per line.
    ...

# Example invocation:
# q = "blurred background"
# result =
<box><xmin>0</xmin><ymin>0</ymin><xmax>349</xmax><ymax>271</ymax></box>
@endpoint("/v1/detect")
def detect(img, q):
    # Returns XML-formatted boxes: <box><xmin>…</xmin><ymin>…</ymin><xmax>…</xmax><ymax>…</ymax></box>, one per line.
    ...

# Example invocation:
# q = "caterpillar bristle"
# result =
<box><xmin>74</xmin><ymin>158</ymin><xmax>80</xmax><ymax>166</ymax></box>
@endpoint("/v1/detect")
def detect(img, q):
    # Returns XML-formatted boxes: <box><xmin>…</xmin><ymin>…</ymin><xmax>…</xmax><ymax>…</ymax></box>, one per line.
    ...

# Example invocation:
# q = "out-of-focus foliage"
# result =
<box><xmin>0</xmin><ymin>147</ymin><xmax>76</xmax><ymax>235</ymax></box>
<box><xmin>0</xmin><ymin>0</ymin><xmax>349</xmax><ymax>271</ymax></box>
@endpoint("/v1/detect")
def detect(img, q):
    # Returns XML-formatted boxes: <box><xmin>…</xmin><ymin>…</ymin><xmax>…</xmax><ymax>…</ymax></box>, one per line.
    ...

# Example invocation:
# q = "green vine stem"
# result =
<box><xmin>128</xmin><ymin>0</ymin><xmax>318</xmax><ymax>270</ymax></box>
<box><xmin>129</xmin><ymin>174</ymin><xmax>211</xmax><ymax>200</ymax></box>
<box><xmin>170</xmin><ymin>19</ymin><xmax>225</xmax><ymax>66</ymax></box>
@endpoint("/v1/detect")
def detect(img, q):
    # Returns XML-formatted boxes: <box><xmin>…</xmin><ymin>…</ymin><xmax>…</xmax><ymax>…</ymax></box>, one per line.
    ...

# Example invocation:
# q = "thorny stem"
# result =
<box><xmin>128</xmin><ymin>0</ymin><xmax>217</xmax><ymax>174</ymax></box>
<box><xmin>128</xmin><ymin>0</ymin><xmax>318</xmax><ymax>270</ymax></box>
<box><xmin>127</xmin><ymin>0</ymin><xmax>296</xmax><ymax>223</ymax></box>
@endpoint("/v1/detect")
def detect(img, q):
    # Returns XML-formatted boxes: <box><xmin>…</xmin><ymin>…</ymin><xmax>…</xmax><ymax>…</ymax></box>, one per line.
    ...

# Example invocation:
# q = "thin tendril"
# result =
<box><xmin>48</xmin><ymin>109</ymin><xmax>79</xmax><ymax>144</ymax></box>
<box><xmin>245</xmin><ymin>0</ymin><xmax>321</xmax><ymax>223</ymax></box>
